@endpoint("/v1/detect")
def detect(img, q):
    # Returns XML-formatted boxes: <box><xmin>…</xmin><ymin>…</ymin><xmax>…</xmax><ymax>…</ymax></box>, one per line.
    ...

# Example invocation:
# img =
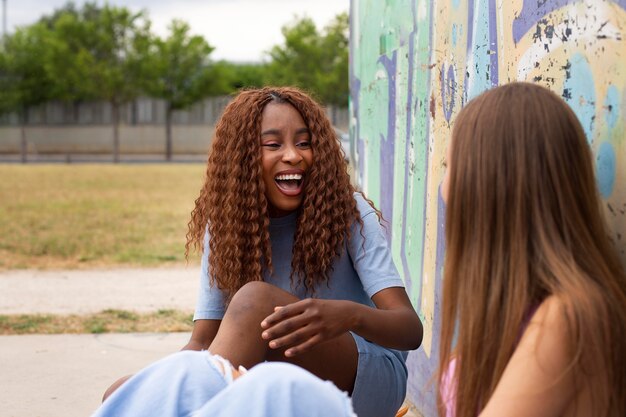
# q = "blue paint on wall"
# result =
<box><xmin>596</xmin><ymin>141</ymin><xmax>616</xmax><ymax>198</ymax></box>
<box><xmin>605</xmin><ymin>85</ymin><xmax>620</xmax><ymax>130</ymax></box>
<box><xmin>466</xmin><ymin>0</ymin><xmax>494</xmax><ymax>100</ymax></box>
<box><xmin>563</xmin><ymin>54</ymin><xmax>596</xmax><ymax>143</ymax></box>
<box><xmin>452</xmin><ymin>24</ymin><xmax>458</xmax><ymax>46</ymax></box>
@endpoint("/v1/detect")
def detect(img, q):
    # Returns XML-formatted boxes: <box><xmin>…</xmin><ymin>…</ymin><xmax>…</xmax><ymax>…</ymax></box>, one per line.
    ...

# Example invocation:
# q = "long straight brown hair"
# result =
<box><xmin>438</xmin><ymin>82</ymin><xmax>626</xmax><ymax>416</ymax></box>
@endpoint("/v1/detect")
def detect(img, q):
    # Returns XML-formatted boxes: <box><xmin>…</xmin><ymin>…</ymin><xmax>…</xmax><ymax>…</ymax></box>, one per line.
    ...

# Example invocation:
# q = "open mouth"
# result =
<box><xmin>274</xmin><ymin>173</ymin><xmax>304</xmax><ymax>196</ymax></box>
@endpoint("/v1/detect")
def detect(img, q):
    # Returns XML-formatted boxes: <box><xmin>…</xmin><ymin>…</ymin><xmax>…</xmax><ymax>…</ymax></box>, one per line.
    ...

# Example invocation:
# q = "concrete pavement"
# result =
<box><xmin>0</xmin><ymin>332</ymin><xmax>189</xmax><ymax>417</ymax></box>
<box><xmin>0</xmin><ymin>267</ymin><xmax>199</xmax><ymax>417</ymax></box>
<box><xmin>0</xmin><ymin>267</ymin><xmax>199</xmax><ymax>314</ymax></box>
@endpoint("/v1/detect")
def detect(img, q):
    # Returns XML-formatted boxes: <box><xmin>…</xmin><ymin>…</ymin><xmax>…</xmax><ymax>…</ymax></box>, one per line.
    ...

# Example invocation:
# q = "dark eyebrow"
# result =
<box><xmin>261</xmin><ymin>129</ymin><xmax>281</xmax><ymax>137</ymax></box>
<box><xmin>260</xmin><ymin>127</ymin><xmax>310</xmax><ymax>137</ymax></box>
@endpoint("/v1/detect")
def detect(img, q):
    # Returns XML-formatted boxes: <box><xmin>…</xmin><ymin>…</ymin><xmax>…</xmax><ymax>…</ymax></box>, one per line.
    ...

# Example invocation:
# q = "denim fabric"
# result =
<box><xmin>91</xmin><ymin>351</ymin><xmax>356</xmax><ymax>417</ymax></box>
<box><xmin>350</xmin><ymin>333</ymin><xmax>408</xmax><ymax>417</ymax></box>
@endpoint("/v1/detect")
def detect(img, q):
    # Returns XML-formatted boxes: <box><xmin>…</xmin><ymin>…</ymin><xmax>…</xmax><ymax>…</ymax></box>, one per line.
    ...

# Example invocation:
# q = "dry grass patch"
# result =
<box><xmin>0</xmin><ymin>164</ymin><xmax>205</xmax><ymax>270</ymax></box>
<box><xmin>0</xmin><ymin>309</ymin><xmax>194</xmax><ymax>335</ymax></box>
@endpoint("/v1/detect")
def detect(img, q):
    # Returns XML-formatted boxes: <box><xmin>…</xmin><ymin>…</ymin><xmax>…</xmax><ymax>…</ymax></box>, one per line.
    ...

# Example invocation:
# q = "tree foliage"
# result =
<box><xmin>42</xmin><ymin>3</ymin><xmax>150</xmax><ymax>104</ymax></box>
<box><xmin>214</xmin><ymin>61</ymin><xmax>268</xmax><ymax>91</ymax></box>
<box><xmin>0</xmin><ymin>3</ymin><xmax>350</xmax><ymax>117</ymax></box>
<box><xmin>0</xmin><ymin>23</ymin><xmax>55</xmax><ymax>113</ymax></box>
<box><xmin>266</xmin><ymin>13</ymin><xmax>349</xmax><ymax>106</ymax></box>
<box><xmin>140</xmin><ymin>20</ymin><xmax>222</xmax><ymax>110</ymax></box>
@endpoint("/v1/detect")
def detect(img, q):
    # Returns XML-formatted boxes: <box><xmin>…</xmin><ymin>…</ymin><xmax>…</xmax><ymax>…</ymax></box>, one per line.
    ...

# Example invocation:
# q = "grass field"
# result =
<box><xmin>0</xmin><ymin>164</ymin><xmax>206</xmax><ymax>270</ymax></box>
<box><xmin>0</xmin><ymin>309</ymin><xmax>193</xmax><ymax>334</ymax></box>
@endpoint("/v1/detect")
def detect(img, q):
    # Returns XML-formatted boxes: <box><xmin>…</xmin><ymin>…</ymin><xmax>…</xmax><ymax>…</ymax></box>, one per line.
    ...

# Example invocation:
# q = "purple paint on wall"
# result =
<box><xmin>378</xmin><ymin>52</ymin><xmax>398</xmax><ymax>244</ymax></box>
<box><xmin>512</xmin><ymin>0</ymin><xmax>580</xmax><ymax>44</ymax></box>
<box><xmin>489</xmin><ymin>0</ymin><xmax>499</xmax><ymax>86</ymax></box>
<box><xmin>441</xmin><ymin>65</ymin><xmax>456</xmax><ymax>122</ymax></box>
<box><xmin>466</xmin><ymin>0</ymin><xmax>475</xmax><ymax>55</ymax></box>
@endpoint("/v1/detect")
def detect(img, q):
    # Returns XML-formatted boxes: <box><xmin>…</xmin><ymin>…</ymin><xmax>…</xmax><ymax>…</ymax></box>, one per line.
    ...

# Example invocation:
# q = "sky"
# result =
<box><xmin>3</xmin><ymin>0</ymin><xmax>350</xmax><ymax>62</ymax></box>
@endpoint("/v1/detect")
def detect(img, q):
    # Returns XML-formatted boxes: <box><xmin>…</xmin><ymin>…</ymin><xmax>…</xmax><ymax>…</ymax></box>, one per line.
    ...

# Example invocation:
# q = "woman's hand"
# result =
<box><xmin>260</xmin><ymin>298</ymin><xmax>356</xmax><ymax>357</ymax></box>
<box><xmin>261</xmin><ymin>288</ymin><xmax>423</xmax><ymax>356</ymax></box>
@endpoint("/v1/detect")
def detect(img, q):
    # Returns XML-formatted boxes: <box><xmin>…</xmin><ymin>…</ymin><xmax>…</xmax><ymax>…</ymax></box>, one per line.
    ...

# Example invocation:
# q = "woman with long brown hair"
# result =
<box><xmin>175</xmin><ymin>86</ymin><xmax>422</xmax><ymax>417</ymax></box>
<box><xmin>438</xmin><ymin>82</ymin><xmax>626</xmax><ymax>417</ymax></box>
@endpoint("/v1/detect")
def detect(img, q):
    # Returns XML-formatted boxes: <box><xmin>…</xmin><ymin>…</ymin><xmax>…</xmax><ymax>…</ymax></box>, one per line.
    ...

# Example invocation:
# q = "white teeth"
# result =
<box><xmin>275</xmin><ymin>174</ymin><xmax>302</xmax><ymax>181</ymax></box>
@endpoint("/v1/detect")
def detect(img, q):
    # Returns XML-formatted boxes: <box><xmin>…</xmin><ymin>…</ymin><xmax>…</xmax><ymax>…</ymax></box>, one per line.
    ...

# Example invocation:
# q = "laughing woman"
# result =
<box><xmin>178</xmin><ymin>87</ymin><xmax>422</xmax><ymax>417</ymax></box>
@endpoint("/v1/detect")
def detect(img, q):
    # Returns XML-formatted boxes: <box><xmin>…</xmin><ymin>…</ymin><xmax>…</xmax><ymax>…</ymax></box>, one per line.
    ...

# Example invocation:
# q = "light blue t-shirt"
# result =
<box><xmin>193</xmin><ymin>193</ymin><xmax>409</xmax><ymax>417</ymax></box>
<box><xmin>193</xmin><ymin>193</ymin><xmax>405</xmax><ymax>321</ymax></box>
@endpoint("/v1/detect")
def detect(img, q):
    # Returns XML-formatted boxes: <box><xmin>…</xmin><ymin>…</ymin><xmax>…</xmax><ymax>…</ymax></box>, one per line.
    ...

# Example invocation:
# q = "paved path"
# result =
<box><xmin>0</xmin><ymin>332</ymin><xmax>189</xmax><ymax>417</ymax></box>
<box><xmin>0</xmin><ymin>267</ymin><xmax>199</xmax><ymax>314</ymax></box>
<box><xmin>0</xmin><ymin>267</ymin><xmax>198</xmax><ymax>417</ymax></box>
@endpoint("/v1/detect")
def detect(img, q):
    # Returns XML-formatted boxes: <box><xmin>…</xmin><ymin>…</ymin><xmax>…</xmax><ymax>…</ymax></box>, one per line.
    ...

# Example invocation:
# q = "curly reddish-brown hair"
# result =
<box><xmin>186</xmin><ymin>86</ymin><xmax>376</xmax><ymax>302</ymax></box>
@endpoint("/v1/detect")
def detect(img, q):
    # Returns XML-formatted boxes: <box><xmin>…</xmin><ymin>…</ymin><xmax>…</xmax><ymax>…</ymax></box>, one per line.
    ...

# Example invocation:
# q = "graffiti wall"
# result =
<box><xmin>349</xmin><ymin>0</ymin><xmax>625</xmax><ymax>415</ymax></box>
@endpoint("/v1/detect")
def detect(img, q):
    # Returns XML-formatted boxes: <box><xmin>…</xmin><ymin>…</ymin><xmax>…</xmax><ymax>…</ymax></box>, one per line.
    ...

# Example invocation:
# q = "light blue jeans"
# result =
<box><xmin>91</xmin><ymin>351</ymin><xmax>356</xmax><ymax>417</ymax></box>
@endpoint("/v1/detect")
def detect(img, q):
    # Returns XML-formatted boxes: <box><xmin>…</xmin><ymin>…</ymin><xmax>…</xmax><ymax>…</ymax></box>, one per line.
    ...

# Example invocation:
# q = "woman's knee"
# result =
<box><xmin>227</xmin><ymin>281</ymin><xmax>294</xmax><ymax>317</ymax></box>
<box><xmin>245</xmin><ymin>363</ymin><xmax>355</xmax><ymax>415</ymax></box>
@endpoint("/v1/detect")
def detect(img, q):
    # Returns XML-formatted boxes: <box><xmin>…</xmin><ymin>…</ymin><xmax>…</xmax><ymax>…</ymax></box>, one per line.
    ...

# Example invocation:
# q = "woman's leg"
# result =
<box><xmin>193</xmin><ymin>362</ymin><xmax>357</xmax><ymax>417</ymax></box>
<box><xmin>91</xmin><ymin>351</ymin><xmax>228</xmax><ymax>417</ymax></box>
<box><xmin>207</xmin><ymin>281</ymin><xmax>359</xmax><ymax>393</ymax></box>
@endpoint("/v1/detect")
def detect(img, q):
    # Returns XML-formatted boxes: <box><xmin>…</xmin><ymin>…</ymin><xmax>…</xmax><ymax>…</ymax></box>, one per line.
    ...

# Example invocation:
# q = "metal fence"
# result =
<box><xmin>0</xmin><ymin>96</ymin><xmax>232</xmax><ymax>126</ymax></box>
<box><xmin>0</xmin><ymin>96</ymin><xmax>349</xmax><ymax>128</ymax></box>
<box><xmin>0</xmin><ymin>97</ymin><xmax>349</xmax><ymax>161</ymax></box>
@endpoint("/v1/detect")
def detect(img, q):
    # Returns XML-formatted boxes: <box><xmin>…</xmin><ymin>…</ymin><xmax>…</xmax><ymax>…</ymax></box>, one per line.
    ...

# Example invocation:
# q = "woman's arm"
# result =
<box><xmin>260</xmin><ymin>289</ymin><xmax>422</xmax><ymax>356</ymax></box>
<box><xmin>351</xmin><ymin>286</ymin><xmax>423</xmax><ymax>350</ymax></box>
<box><xmin>182</xmin><ymin>319</ymin><xmax>221</xmax><ymax>351</ymax></box>
<box><xmin>479</xmin><ymin>297</ymin><xmax>576</xmax><ymax>417</ymax></box>
<box><xmin>186</xmin><ymin>230</ymin><xmax>226</xmax><ymax>351</ymax></box>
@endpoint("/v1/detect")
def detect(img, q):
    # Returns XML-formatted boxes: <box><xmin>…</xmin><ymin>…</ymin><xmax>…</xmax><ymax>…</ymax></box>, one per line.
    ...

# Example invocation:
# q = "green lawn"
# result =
<box><xmin>0</xmin><ymin>309</ymin><xmax>194</xmax><ymax>334</ymax></box>
<box><xmin>0</xmin><ymin>164</ymin><xmax>206</xmax><ymax>270</ymax></box>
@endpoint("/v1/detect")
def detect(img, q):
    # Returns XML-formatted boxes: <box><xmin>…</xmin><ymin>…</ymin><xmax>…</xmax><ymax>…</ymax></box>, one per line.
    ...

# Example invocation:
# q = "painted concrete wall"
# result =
<box><xmin>349</xmin><ymin>0</ymin><xmax>625</xmax><ymax>415</ymax></box>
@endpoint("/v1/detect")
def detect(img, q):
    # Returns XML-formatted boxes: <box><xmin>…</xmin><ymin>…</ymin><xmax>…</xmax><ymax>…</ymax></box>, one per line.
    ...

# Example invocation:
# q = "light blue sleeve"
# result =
<box><xmin>193</xmin><ymin>230</ymin><xmax>226</xmax><ymax>321</ymax></box>
<box><xmin>348</xmin><ymin>193</ymin><xmax>405</xmax><ymax>298</ymax></box>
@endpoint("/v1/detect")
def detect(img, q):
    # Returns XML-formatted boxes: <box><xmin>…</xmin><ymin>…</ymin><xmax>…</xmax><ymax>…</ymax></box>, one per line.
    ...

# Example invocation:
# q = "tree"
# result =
<box><xmin>141</xmin><ymin>20</ymin><xmax>222</xmax><ymax>161</ymax></box>
<box><xmin>318</xmin><ymin>13</ymin><xmax>349</xmax><ymax>108</ymax></box>
<box><xmin>214</xmin><ymin>61</ymin><xmax>269</xmax><ymax>92</ymax></box>
<box><xmin>43</xmin><ymin>2</ymin><xmax>151</xmax><ymax>162</ymax></box>
<box><xmin>266</xmin><ymin>13</ymin><xmax>349</xmax><ymax>108</ymax></box>
<box><xmin>0</xmin><ymin>23</ymin><xmax>56</xmax><ymax>162</ymax></box>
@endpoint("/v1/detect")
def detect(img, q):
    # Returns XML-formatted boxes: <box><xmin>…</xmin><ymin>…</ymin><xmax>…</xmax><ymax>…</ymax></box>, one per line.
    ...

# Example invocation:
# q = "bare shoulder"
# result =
<box><xmin>479</xmin><ymin>296</ymin><xmax>576</xmax><ymax>417</ymax></box>
<box><xmin>529</xmin><ymin>295</ymin><xmax>567</xmax><ymax>328</ymax></box>
<box><xmin>523</xmin><ymin>296</ymin><xmax>574</xmax><ymax>370</ymax></box>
